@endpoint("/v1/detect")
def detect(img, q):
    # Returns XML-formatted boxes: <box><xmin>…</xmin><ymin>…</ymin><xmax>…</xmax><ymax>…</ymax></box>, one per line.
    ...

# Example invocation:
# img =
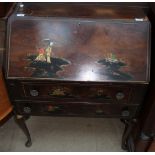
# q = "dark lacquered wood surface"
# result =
<box><xmin>16</xmin><ymin>3</ymin><xmax>148</xmax><ymax>20</ymax></box>
<box><xmin>7</xmin><ymin>16</ymin><xmax>150</xmax><ymax>82</ymax></box>
<box><xmin>7</xmin><ymin>80</ymin><xmax>147</xmax><ymax>105</ymax></box>
<box><xmin>14</xmin><ymin>100</ymin><xmax>138</xmax><ymax>118</ymax></box>
<box><xmin>0</xmin><ymin>3</ymin><xmax>14</xmax><ymax>18</ymax></box>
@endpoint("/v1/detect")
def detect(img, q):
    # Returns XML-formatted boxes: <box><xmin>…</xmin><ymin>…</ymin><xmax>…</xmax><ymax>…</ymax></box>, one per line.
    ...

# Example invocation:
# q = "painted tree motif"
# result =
<box><xmin>25</xmin><ymin>39</ymin><xmax>70</xmax><ymax>78</ymax></box>
<box><xmin>98</xmin><ymin>53</ymin><xmax>133</xmax><ymax>80</ymax></box>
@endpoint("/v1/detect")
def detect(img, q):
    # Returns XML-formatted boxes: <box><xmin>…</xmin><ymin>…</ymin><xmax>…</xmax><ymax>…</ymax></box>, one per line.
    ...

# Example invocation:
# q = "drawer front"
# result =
<box><xmin>15</xmin><ymin>101</ymin><xmax>138</xmax><ymax>118</ymax></box>
<box><xmin>22</xmin><ymin>83</ymin><xmax>131</xmax><ymax>104</ymax></box>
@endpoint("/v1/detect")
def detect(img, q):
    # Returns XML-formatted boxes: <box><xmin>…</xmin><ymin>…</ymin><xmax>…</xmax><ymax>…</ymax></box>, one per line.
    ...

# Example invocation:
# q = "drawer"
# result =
<box><xmin>22</xmin><ymin>83</ymin><xmax>132</xmax><ymax>104</ymax></box>
<box><xmin>15</xmin><ymin>101</ymin><xmax>138</xmax><ymax>118</ymax></box>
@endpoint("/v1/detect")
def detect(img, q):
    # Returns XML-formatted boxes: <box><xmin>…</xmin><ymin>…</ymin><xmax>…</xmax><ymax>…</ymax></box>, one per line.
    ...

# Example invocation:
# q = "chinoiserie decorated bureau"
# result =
<box><xmin>3</xmin><ymin>3</ymin><xmax>151</xmax><ymax>151</ymax></box>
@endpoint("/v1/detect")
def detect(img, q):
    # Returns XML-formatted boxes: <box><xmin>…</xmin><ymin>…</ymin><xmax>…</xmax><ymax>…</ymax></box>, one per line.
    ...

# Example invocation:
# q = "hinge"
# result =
<box><xmin>16</xmin><ymin>2</ymin><xmax>25</xmax><ymax>17</ymax></box>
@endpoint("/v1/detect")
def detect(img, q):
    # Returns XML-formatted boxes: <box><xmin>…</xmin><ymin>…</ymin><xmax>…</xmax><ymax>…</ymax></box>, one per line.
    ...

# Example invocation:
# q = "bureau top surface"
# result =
<box><xmin>5</xmin><ymin>4</ymin><xmax>150</xmax><ymax>83</ymax></box>
<box><xmin>15</xmin><ymin>3</ymin><xmax>147</xmax><ymax>20</ymax></box>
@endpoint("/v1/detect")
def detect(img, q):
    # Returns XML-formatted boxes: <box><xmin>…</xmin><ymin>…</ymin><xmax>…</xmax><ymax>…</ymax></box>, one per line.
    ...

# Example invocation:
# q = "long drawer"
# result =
<box><xmin>14</xmin><ymin>101</ymin><xmax>138</xmax><ymax>118</ymax></box>
<box><xmin>8</xmin><ymin>81</ymin><xmax>147</xmax><ymax>105</ymax></box>
<box><xmin>21</xmin><ymin>83</ymin><xmax>132</xmax><ymax>104</ymax></box>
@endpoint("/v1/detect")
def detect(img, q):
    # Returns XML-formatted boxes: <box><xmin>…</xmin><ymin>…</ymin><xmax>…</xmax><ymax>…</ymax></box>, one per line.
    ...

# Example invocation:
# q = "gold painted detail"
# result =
<box><xmin>49</xmin><ymin>87</ymin><xmax>71</xmax><ymax>96</ymax></box>
<box><xmin>90</xmin><ymin>88</ymin><xmax>111</xmax><ymax>99</ymax></box>
<box><xmin>97</xmin><ymin>89</ymin><xmax>104</xmax><ymax>96</ymax></box>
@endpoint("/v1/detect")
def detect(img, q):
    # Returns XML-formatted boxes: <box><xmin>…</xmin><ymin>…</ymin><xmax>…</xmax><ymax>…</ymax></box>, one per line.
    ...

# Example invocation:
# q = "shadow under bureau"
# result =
<box><xmin>4</xmin><ymin>3</ymin><xmax>151</xmax><ymax>151</ymax></box>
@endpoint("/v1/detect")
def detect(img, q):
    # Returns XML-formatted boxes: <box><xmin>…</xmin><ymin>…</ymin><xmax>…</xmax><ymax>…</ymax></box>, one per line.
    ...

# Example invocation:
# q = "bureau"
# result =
<box><xmin>3</xmin><ymin>3</ymin><xmax>151</xmax><ymax>151</ymax></box>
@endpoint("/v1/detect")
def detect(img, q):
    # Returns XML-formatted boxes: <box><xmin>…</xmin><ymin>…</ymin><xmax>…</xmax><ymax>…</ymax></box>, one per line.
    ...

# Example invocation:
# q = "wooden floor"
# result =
<box><xmin>0</xmin><ymin>116</ymin><xmax>125</xmax><ymax>152</ymax></box>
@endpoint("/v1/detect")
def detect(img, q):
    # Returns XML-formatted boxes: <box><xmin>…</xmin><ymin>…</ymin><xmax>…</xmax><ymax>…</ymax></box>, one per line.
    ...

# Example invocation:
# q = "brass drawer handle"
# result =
<box><xmin>23</xmin><ymin>106</ymin><xmax>31</xmax><ymax>114</ymax></box>
<box><xmin>121</xmin><ymin>110</ymin><xmax>130</xmax><ymax>117</ymax></box>
<box><xmin>116</xmin><ymin>92</ymin><xmax>125</xmax><ymax>100</ymax></box>
<box><xmin>30</xmin><ymin>89</ymin><xmax>39</xmax><ymax>97</ymax></box>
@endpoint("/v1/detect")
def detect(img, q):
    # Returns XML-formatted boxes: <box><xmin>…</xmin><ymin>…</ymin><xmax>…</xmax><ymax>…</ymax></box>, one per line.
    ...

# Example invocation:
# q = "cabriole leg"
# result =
<box><xmin>121</xmin><ymin>118</ymin><xmax>137</xmax><ymax>151</ymax></box>
<box><xmin>14</xmin><ymin>115</ymin><xmax>32</xmax><ymax>147</ymax></box>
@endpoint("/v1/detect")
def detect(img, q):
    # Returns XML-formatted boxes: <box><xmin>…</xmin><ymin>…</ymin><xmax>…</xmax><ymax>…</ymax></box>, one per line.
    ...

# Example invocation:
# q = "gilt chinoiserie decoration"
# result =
<box><xmin>4</xmin><ymin>3</ymin><xmax>151</xmax><ymax>151</ymax></box>
<box><xmin>7</xmin><ymin>15</ymin><xmax>149</xmax><ymax>82</ymax></box>
<box><xmin>98</xmin><ymin>53</ymin><xmax>133</xmax><ymax>80</ymax></box>
<box><xmin>26</xmin><ymin>39</ymin><xmax>70</xmax><ymax>78</ymax></box>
